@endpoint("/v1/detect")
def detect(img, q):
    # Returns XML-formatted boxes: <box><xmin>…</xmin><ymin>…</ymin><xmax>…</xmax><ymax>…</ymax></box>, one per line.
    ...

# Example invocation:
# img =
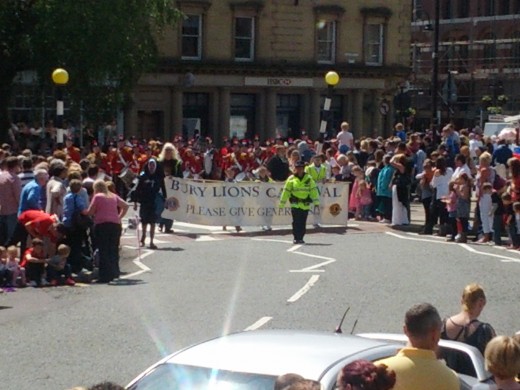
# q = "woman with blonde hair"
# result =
<box><xmin>484</xmin><ymin>335</ymin><xmax>520</xmax><ymax>389</ymax></box>
<box><xmin>440</xmin><ymin>283</ymin><xmax>496</xmax><ymax>374</ymax></box>
<box><xmin>157</xmin><ymin>142</ymin><xmax>181</xmax><ymax>233</ymax></box>
<box><xmin>87</xmin><ymin>179</ymin><xmax>129</xmax><ymax>283</ymax></box>
<box><xmin>442</xmin><ymin>283</ymin><xmax>496</xmax><ymax>351</ymax></box>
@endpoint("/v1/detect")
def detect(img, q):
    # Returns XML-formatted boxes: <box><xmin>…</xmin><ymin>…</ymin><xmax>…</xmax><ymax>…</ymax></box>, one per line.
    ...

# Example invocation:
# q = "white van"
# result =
<box><xmin>483</xmin><ymin>122</ymin><xmax>509</xmax><ymax>137</ymax></box>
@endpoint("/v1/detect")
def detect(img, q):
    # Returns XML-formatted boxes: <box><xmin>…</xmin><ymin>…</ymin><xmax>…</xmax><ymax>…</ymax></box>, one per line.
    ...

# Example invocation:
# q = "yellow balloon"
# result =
<box><xmin>325</xmin><ymin>71</ymin><xmax>340</xmax><ymax>86</ymax></box>
<box><xmin>52</xmin><ymin>68</ymin><xmax>69</xmax><ymax>85</ymax></box>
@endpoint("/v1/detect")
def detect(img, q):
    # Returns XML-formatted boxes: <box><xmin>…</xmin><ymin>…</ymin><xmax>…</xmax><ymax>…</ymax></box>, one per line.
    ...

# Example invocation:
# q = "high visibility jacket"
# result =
<box><xmin>279</xmin><ymin>173</ymin><xmax>319</xmax><ymax>210</ymax></box>
<box><xmin>305</xmin><ymin>164</ymin><xmax>327</xmax><ymax>182</ymax></box>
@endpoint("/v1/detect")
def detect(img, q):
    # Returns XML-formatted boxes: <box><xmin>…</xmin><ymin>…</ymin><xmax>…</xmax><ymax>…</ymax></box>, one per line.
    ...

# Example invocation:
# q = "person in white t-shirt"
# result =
<box><xmin>336</xmin><ymin>122</ymin><xmax>354</xmax><ymax>150</ymax></box>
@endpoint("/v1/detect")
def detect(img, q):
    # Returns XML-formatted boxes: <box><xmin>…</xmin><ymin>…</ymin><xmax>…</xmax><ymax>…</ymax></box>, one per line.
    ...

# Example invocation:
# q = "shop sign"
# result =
<box><xmin>244</xmin><ymin>77</ymin><xmax>313</xmax><ymax>87</ymax></box>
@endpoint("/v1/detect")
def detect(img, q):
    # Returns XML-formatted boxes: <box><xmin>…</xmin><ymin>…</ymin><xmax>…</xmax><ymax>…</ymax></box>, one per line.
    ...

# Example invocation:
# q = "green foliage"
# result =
<box><xmin>0</xmin><ymin>0</ymin><xmax>181</xmax><ymax>138</ymax></box>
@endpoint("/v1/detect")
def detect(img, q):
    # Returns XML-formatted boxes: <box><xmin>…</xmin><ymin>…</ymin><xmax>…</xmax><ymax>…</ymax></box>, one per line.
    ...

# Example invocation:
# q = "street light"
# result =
<box><xmin>320</xmin><ymin>71</ymin><xmax>340</xmax><ymax>141</ymax></box>
<box><xmin>52</xmin><ymin>68</ymin><xmax>69</xmax><ymax>143</ymax></box>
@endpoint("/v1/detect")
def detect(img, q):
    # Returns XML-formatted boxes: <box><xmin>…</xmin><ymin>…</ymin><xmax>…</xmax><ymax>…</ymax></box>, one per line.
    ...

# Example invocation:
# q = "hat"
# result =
<box><xmin>294</xmin><ymin>160</ymin><xmax>306</xmax><ymax>168</ymax></box>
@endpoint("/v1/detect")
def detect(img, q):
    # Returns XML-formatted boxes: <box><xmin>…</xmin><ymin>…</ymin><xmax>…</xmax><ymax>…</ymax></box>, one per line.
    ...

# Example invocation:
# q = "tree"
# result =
<box><xmin>0</xmin><ymin>0</ymin><xmax>181</xmax><ymax>142</ymax></box>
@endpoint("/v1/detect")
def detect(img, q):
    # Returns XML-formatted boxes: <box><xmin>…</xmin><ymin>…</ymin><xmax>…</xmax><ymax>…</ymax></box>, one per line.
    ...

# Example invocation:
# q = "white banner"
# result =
<box><xmin>162</xmin><ymin>177</ymin><xmax>349</xmax><ymax>227</ymax></box>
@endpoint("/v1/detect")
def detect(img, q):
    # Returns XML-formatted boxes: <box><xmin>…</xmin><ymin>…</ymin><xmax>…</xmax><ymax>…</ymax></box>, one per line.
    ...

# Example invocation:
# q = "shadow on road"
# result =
<box><xmin>154</xmin><ymin>247</ymin><xmax>185</xmax><ymax>252</ymax></box>
<box><xmin>109</xmin><ymin>279</ymin><xmax>145</xmax><ymax>286</ymax></box>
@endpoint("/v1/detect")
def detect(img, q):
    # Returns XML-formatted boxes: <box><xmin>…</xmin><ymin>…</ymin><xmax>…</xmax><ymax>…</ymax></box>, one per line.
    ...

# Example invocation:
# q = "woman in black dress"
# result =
<box><xmin>157</xmin><ymin>142</ymin><xmax>183</xmax><ymax>233</ymax></box>
<box><xmin>134</xmin><ymin>158</ymin><xmax>164</xmax><ymax>249</ymax></box>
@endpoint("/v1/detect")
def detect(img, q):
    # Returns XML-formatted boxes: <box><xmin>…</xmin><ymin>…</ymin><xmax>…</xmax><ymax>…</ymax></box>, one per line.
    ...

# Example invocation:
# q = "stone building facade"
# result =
<box><xmin>411</xmin><ymin>0</ymin><xmax>520</xmax><ymax>130</ymax></box>
<box><xmin>127</xmin><ymin>0</ymin><xmax>410</xmax><ymax>143</ymax></box>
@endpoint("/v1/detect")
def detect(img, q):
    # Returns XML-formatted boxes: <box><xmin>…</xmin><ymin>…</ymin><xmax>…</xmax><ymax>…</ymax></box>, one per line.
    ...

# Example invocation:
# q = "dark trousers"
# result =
<box><xmin>94</xmin><ymin>223</ymin><xmax>121</xmax><ymax>282</ymax></box>
<box><xmin>0</xmin><ymin>213</ymin><xmax>17</xmax><ymax>246</ymax></box>
<box><xmin>65</xmin><ymin>227</ymin><xmax>87</xmax><ymax>273</ymax></box>
<box><xmin>26</xmin><ymin>262</ymin><xmax>45</xmax><ymax>284</ymax></box>
<box><xmin>421</xmin><ymin>197</ymin><xmax>432</xmax><ymax>229</ymax></box>
<box><xmin>425</xmin><ymin>199</ymin><xmax>447</xmax><ymax>233</ymax></box>
<box><xmin>507</xmin><ymin>224</ymin><xmax>520</xmax><ymax>247</ymax></box>
<box><xmin>291</xmin><ymin>207</ymin><xmax>309</xmax><ymax>241</ymax></box>
<box><xmin>7</xmin><ymin>221</ymin><xmax>29</xmax><ymax>258</ymax></box>
<box><xmin>493</xmin><ymin>214</ymin><xmax>504</xmax><ymax>245</ymax></box>
<box><xmin>159</xmin><ymin>217</ymin><xmax>173</xmax><ymax>231</ymax></box>
<box><xmin>47</xmin><ymin>264</ymin><xmax>72</xmax><ymax>282</ymax></box>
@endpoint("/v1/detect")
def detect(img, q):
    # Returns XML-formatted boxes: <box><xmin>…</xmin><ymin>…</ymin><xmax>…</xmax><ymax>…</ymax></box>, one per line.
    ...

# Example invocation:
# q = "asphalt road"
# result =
<box><xmin>1</xmin><ymin>214</ymin><xmax>520</xmax><ymax>390</ymax></box>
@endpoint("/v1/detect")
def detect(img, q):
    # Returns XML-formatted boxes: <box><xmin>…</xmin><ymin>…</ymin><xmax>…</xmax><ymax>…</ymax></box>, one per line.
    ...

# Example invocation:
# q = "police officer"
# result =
<box><xmin>279</xmin><ymin>160</ymin><xmax>320</xmax><ymax>244</ymax></box>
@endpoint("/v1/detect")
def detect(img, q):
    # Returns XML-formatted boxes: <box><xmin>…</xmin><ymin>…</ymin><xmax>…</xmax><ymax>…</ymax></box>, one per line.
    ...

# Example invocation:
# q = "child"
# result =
<box><xmin>46</xmin><ymin>244</ymin><xmax>75</xmax><ymax>286</ymax></box>
<box><xmin>444</xmin><ymin>181</ymin><xmax>458</xmax><ymax>242</ymax></box>
<box><xmin>454</xmin><ymin>173</ymin><xmax>471</xmax><ymax>243</ymax></box>
<box><xmin>349</xmin><ymin>165</ymin><xmax>364</xmax><ymax>219</ymax></box>
<box><xmin>502</xmin><ymin>193</ymin><xmax>518</xmax><ymax>249</ymax></box>
<box><xmin>305</xmin><ymin>154</ymin><xmax>327</xmax><ymax>184</ymax></box>
<box><xmin>478</xmin><ymin>182</ymin><xmax>494</xmax><ymax>243</ymax></box>
<box><xmin>21</xmin><ymin>238</ymin><xmax>48</xmax><ymax>287</ymax></box>
<box><xmin>6</xmin><ymin>246</ymin><xmax>26</xmax><ymax>287</ymax></box>
<box><xmin>356</xmin><ymin>180</ymin><xmax>373</xmax><ymax>220</ymax></box>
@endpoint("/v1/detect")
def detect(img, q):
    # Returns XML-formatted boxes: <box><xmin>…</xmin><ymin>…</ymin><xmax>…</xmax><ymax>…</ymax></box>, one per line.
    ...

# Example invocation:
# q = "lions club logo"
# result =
<box><xmin>165</xmin><ymin>197</ymin><xmax>179</xmax><ymax>211</ymax></box>
<box><xmin>329</xmin><ymin>203</ymin><xmax>341</xmax><ymax>216</ymax></box>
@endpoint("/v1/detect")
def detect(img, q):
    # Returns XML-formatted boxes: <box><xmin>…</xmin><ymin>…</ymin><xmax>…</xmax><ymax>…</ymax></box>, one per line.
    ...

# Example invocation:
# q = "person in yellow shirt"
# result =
<box><xmin>279</xmin><ymin>160</ymin><xmax>319</xmax><ymax>244</ymax></box>
<box><xmin>377</xmin><ymin>303</ymin><xmax>459</xmax><ymax>390</ymax></box>
<box><xmin>305</xmin><ymin>154</ymin><xmax>327</xmax><ymax>184</ymax></box>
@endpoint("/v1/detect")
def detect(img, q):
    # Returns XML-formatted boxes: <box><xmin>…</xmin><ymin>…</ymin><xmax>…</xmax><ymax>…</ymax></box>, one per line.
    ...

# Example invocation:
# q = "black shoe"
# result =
<box><xmin>164</xmin><ymin>229</ymin><xmax>174</xmax><ymax>234</ymax></box>
<box><xmin>297</xmin><ymin>240</ymin><xmax>305</xmax><ymax>244</ymax></box>
<box><xmin>293</xmin><ymin>240</ymin><xmax>298</xmax><ymax>244</ymax></box>
<box><xmin>149</xmin><ymin>243</ymin><xmax>157</xmax><ymax>249</ymax></box>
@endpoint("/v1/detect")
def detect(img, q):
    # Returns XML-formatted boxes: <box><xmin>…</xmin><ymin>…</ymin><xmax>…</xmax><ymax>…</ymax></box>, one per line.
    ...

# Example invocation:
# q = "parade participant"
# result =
<box><xmin>377</xmin><ymin>303</ymin><xmax>459</xmax><ymax>390</ymax></box>
<box><xmin>305</xmin><ymin>154</ymin><xmax>327</xmax><ymax>183</ymax></box>
<box><xmin>65</xmin><ymin>137</ymin><xmax>81</xmax><ymax>163</ymax></box>
<box><xmin>87</xmin><ymin>141</ymin><xmax>110</xmax><ymax>174</ymax></box>
<box><xmin>222</xmin><ymin>167</ymin><xmax>242</xmax><ymax>233</ymax></box>
<box><xmin>267</xmin><ymin>145</ymin><xmax>290</xmax><ymax>182</ymax></box>
<box><xmin>158</xmin><ymin>142</ymin><xmax>182</xmax><ymax>233</ymax></box>
<box><xmin>133</xmin><ymin>158</ymin><xmax>164</xmax><ymax>249</ymax></box>
<box><xmin>279</xmin><ymin>160</ymin><xmax>320</xmax><ymax>244</ymax></box>
<box><xmin>87</xmin><ymin>179</ymin><xmax>129</xmax><ymax>283</ymax></box>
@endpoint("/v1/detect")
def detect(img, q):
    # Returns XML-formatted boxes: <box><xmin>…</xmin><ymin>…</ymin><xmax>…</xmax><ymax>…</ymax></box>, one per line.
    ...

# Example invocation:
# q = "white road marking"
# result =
<box><xmin>287</xmin><ymin>275</ymin><xmax>320</xmax><ymax>303</ymax></box>
<box><xmin>288</xmin><ymin>244</ymin><xmax>303</xmax><ymax>252</ymax></box>
<box><xmin>252</xmin><ymin>238</ymin><xmax>294</xmax><ymax>244</ymax></box>
<box><xmin>290</xmin><ymin>258</ymin><xmax>336</xmax><ymax>273</ymax></box>
<box><xmin>195</xmin><ymin>235</ymin><xmax>221</xmax><ymax>242</ymax></box>
<box><xmin>244</xmin><ymin>316</ymin><xmax>273</xmax><ymax>331</ymax></box>
<box><xmin>388</xmin><ymin>232</ymin><xmax>520</xmax><ymax>264</ymax></box>
<box><xmin>459</xmin><ymin>244</ymin><xmax>520</xmax><ymax>263</ymax></box>
<box><xmin>120</xmin><ymin>249</ymin><xmax>153</xmax><ymax>279</ymax></box>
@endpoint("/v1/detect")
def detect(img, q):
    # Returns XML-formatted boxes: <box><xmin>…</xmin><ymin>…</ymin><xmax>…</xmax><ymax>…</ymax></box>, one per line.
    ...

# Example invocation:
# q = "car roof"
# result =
<box><xmin>165</xmin><ymin>329</ymin><xmax>400</xmax><ymax>380</ymax></box>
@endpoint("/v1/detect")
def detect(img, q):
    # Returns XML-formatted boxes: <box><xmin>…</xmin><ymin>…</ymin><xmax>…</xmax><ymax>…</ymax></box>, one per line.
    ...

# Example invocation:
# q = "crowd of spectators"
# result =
<box><xmin>1</xmin><ymin>118</ymin><xmax>520</xmax><ymax>292</ymax></box>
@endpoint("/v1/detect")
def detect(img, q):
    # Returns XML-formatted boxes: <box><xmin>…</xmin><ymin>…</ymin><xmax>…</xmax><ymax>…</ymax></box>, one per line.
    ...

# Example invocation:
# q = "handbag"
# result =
<box><xmin>72</xmin><ymin>194</ymin><xmax>93</xmax><ymax>230</ymax></box>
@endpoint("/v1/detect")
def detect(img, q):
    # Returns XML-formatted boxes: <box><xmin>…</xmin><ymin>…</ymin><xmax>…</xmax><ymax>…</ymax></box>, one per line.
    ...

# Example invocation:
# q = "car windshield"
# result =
<box><xmin>129</xmin><ymin>362</ymin><xmax>277</xmax><ymax>390</ymax></box>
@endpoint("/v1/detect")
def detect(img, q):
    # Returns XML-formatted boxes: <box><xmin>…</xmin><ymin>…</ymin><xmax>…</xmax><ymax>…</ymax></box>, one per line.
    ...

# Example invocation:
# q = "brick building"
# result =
<box><xmin>127</xmin><ymin>0</ymin><xmax>410</xmax><ymax>142</ymax></box>
<box><xmin>411</xmin><ymin>0</ymin><xmax>520</xmax><ymax>130</ymax></box>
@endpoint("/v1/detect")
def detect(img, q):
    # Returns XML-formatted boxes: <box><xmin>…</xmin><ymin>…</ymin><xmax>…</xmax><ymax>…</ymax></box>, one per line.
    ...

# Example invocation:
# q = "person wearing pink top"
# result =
<box><xmin>87</xmin><ymin>180</ymin><xmax>129</xmax><ymax>283</ymax></box>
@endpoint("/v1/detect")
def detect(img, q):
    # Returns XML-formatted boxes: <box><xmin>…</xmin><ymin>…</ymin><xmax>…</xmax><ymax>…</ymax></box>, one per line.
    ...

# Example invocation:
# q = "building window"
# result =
<box><xmin>234</xmin><ymin>17</ymin><xmax>254</xmax><ymax>61</ymax></box>
<box><xmin>484</xmin><ymin>0</ymin><xmax>495</xmax><ymax>16</ymax></box>
<box><xmin>442</xmin><ymin>0</ymin><xmax>452</xmax><ymax>19</ymax></box>
<box><xmin>316</xmin><ymin>20</ymin><xmax>336</xmax><ymax>64</ymax></box>
<box><xmin>182</xmin><ymin>14</ymin><xmax>202</xmax><ymax>60</ymax></box>
<box><xmin>512</xmin><ymin>31</ymin><xmax>520</xmax><ymax>68</ymax></box>
<box><xmin>457</xmin><ymin>0</ymin><xmax>470</xmax><ymax>18</ymax></box>
<box><xmin>499</xmin><ymin>0</ymin><xmax>510</xmax><ymax>14</ymax></box>
<box><xmin>365</xmin><ymin>23</ymin><xmax>384</xmax><ymax>65</ymax></box>
<box><xmin>483</xmin><ymin>33</ymin><xmax>497</xmax><ymax>68</ymax></box>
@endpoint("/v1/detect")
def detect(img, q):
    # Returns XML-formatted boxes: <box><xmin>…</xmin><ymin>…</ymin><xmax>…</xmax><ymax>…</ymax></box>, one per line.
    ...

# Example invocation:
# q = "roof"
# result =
<box><xmin>166</xmin><ymin>329</ymin><xmax>398</xmax><ymax>380</ymax></box>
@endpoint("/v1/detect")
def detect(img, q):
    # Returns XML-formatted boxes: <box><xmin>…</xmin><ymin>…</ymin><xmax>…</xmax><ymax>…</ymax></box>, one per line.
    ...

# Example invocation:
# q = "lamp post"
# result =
<box><xmin>320</xmin><ymin>70</ymin><xmax>340</xmax><ymax>141</ymax></box>
<box><xmin>431</xmin><ymin>0</ymin><xmax>440</xmax><ymax>145</ymax></box>
<box><xmin>51</xmin><ymin>68</ymin><xmax>69</xmax><ymax>143</ymax></box>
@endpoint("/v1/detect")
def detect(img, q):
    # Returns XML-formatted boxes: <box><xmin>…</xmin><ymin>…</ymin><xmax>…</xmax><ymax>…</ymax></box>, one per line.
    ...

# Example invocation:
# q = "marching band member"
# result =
<box><xmin>65</xmin><ymin>137</ymin><xmax>81</xmax><ymax>163</ymax></box>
